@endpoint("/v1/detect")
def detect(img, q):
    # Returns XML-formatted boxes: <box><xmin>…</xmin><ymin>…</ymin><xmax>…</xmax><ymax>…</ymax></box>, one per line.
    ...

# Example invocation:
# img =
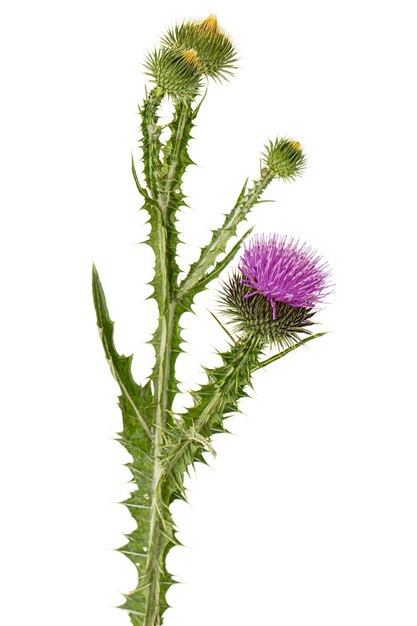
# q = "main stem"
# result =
<box><xmin>145</xmin><ymin>222</ymin><xmax>176</xmax><ymax>626</ymax></box>
<box><xmin>144</xmin><ymin>99</ymin><xmax>193</xmax><ymax>626</ymax></box>
<box><xmin>141</xmin><ymin>93</ymin><xmax>273</xmax><ymax>625</ymax></box>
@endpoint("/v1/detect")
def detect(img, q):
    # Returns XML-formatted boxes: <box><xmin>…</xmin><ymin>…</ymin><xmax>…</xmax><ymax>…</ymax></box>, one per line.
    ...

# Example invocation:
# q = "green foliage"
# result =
<box><xmin>92</xmin><ymin>265</ymin><xmax>153</xmax><ymax>439</ymax></box>
<box><xmin>93</xmin><ymin>15</ymin><xmax>327</xmax><ymax>626</ymax></box>
<box><xmin>177</xmin><ymin>173</ymin><xmax>275</xmax><ymax>302</ymax></box>
<box><xmin>160</xmin><ymin>335</ymin><xmax>264</xmax><ymax>504</ymax></box>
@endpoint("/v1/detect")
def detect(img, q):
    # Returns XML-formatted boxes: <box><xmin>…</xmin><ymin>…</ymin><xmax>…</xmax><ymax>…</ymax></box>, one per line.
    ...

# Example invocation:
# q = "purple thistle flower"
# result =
<box><xmin>239</xmin><ymin>234</ymin><xmax>331</xmax><ymax>319</ymax></box>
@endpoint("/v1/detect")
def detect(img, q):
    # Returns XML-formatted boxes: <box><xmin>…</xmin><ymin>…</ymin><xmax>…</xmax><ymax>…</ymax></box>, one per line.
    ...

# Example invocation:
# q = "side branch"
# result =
<box><xmin>140</xmin><ymin>86</ymin><xmax>165</xmax><ymax>200</ymax></box>
<box><xmin>160</xmin><ymin>336</ymin><xmax>264</xmax><ymax>495</ymax></box>
<box><xmin>158</xmin><ymin>99</ymin><xmax>195</xmax><ymax>291</ymax></box>
<box><xmin>178</xmin><ymin>169</ymin><xmax>275</xmax><ymax>299</ymax></box>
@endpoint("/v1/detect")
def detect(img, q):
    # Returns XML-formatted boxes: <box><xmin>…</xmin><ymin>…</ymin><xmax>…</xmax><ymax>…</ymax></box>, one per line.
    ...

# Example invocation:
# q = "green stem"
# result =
<box><xmin>141</xmin><ymin>87</ymin><xmax>165</xmax><ymax>200</ymax></box>
<box><xmin>162</xmin><ymin>335</ymin><xmax>264</xmax><ymax>485</ymax></box>
<box><xmin>160</xmin><ymin>101</ymin><xmax>191</xmax><ymax>213</ymax></box>
<box><xmin>161</xmin><ymin>170</ymin><xmax>276</xmax><ymax>442</ymax></box>
<box><xmin>131</xmin><ymin>90</ymin><xmax>278</xmax><ymax>626</ymax></box>
<box><xmin>144</xmin><ymin>99</ymin><xmax>195</xmax><ymax>626</ymax></box>
<box><xmin>163</xmin><ymin>169</ymin><xmax>276</xmax><ymax>421</ymax></box>
<box><xmin>145</xmin><ymin>242</ymin><xmax>174</xmax><ymax>626</ymax></box>
<box><xmin>178</xmin><ymin>169</ymin><xmax>275</xmax><ymax>298</ymax></box>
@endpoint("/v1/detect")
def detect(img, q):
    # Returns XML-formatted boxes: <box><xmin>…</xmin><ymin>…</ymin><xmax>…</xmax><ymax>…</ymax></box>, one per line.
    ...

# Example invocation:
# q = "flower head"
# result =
<box><xmin>220</xmin><ymin>234</ymin><xmax>331</xmax><ymax>347</ymax></box>
<box><xmin>239</xmin><ymin>235</ymin><xmax>331</xmax><ymax>318</ymax></box>
<box><xmin>221</xmin><ymin>274</ymin><xmax>316</xmax><ymax>346</ymax></box>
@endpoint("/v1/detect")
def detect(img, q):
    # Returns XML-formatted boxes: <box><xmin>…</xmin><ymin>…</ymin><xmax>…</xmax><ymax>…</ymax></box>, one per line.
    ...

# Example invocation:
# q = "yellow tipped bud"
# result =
<box><xmin>200</xmin><ymin>14</ymin><xmax>219</xmax><ymax>33</ymax></box>
<box><xmin>180</xmin><ymin>48</ymin><xmax>199</xmax><ymax>68</ymax></box>
<box><xmin>161</xmin><ymin>16</ymin><xmax>237</xmax><ymax>82</ymax></box>
<box><xmin>263</xmin><ymin>138</ymin><xmax>306</xmax><ymax>180</ymax></box>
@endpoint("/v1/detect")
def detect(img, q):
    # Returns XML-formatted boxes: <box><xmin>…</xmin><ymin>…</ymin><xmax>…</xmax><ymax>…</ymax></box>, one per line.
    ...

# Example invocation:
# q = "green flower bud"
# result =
<box><xmin>161</xmin><ymin>16</ymin><xmax>238</xmax><ymax>82</ymax></box>
<box><xmin>263</xmin><ymin>138</ymin><xmax>306</xmax><ymax>180</ymax></box>
<box><xmin>144</xmin><ymin>47</ymin><xmax>203</xmax><ymax>101</ymax></box>
<box><xmin>200</xmin><ymin>14</ymin><xmax>219</xmax><ymax>33</ymax></box>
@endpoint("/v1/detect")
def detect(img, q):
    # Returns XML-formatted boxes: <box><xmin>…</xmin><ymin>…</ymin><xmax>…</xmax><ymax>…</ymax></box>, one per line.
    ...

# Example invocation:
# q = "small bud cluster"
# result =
<box><xmin>145</xmin><ymin>15</ymin><xmax>238</xmax><ymax>100</ymax></box>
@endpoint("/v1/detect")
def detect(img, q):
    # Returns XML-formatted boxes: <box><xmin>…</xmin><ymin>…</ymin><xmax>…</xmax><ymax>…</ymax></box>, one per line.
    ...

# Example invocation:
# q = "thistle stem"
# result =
<box><xmin>145</xmin><ymin>235</ymin><xmax>174</xmax><ymax>626</ymax></box>
<box><xmin>144</xmin><ymin>98</ymin><xmax>195</xmax><ymax>626</ymax></box>
<box><xmin>161</xmin><ymin>335</ymin><xmax>264</xmax><ymax>485</ymax></box>
<box><xmin>178</xmin><ymin>169</ymin><xmax>275</xmax><ymax>298</ymax></box>
<box><xmin>141</xmin><ymin>87</ymin><xmax>164</xmax><ymax>200</ymax></box>
<box><xmin>160</xmin><ymin>101</ymin><xmax>191</xmax><ymax>212</ymax></box>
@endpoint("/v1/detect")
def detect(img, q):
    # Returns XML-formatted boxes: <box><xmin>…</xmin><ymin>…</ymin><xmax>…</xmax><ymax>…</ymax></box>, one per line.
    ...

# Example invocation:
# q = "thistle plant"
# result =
<box><xmin>93</xmin><ymin>14</ymin><xmax>331</xmax><ymax>626</ymax></box>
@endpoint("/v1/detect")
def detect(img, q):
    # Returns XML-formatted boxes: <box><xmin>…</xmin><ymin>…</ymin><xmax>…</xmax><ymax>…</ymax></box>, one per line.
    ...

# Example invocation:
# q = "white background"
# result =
<box><xmin>1</xmin><ymin>1</ymin><xmax>416</xmax><ymax>624</ymax></box>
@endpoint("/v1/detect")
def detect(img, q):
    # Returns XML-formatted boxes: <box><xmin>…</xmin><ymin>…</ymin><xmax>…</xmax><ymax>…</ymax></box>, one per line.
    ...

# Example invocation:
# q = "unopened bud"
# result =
<box><xmin>160</xmin><ymin>17</ymin><xmax>237</xmax><ymax>82</ymax></box>
<box><xmin>263</xmin><ymin>138</ymin><xmax>306</xmax><ymax>180</ymax></box>
<box><xmin>290</xmin><ymin>141</ymin><xmax>302</xmax><ymax>152</ymax></box>
<box><xmin>180</xmin><ymin>48</ymin><xmax>199</xmax><ymax>68</ymax></box>
<box><xmin>200</xmin><ymin>14</ymin><xmax>219</xmax><ymax>33</ymax></box>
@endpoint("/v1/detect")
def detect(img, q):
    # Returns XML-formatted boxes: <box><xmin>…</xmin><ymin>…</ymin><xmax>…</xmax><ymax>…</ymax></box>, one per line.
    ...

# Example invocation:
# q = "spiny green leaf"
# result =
<box><xmin>93</xmin><ymin>265</ymin><xmax>177</xmax><ymax>626</ymax></box>
<box><xmin>158</xmin><ymin>336</ymin><xmax>264</xmax><ymax>504</ymax></box>
<box><xmin>193</xmin><ymin>225</ymin><xmax>254</xmax><ymax>291</ymax></box>
<box><xmin>92</xmin><ymin>264</ymin><xmax>154</xmax><ymax>440</ymax></box>
<box><xmin>178</xmin><ymin>169</ymin><xmax>274</xmax><ymax>300</ymax></box>
<box><xmin>131</xmin><ymin>153</ymin><xmax>150</xmax><ymax>201</ymax></box>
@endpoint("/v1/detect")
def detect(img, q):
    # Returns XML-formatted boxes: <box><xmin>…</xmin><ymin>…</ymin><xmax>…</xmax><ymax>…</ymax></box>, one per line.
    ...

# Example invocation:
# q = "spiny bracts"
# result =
<box><xmin>263</xmin><ymin>138</ymin><xmax>306</xmax><ymax>180</ymax></box>
<box><xmin>220</xmin><ymin>272</ymin><xmax>316</xmax><ymax>348</ymax></box>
